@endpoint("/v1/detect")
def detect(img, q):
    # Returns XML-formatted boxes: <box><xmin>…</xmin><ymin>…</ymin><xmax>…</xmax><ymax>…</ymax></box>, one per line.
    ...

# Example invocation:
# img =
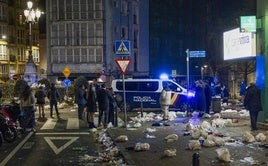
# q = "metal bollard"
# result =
<box><xmin>140</xmin><ymin>101</ymin><xmax>144</xmax><ymax>118</ymax></box>
<box><xmin>192</xmin><ymin>152</ymin><xmax>200</xmax><ymax>166</ymax></box>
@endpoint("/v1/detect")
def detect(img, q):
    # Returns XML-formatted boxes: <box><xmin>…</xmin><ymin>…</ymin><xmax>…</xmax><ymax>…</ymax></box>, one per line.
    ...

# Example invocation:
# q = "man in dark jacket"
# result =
<box><xmin>96</xmin><ymin>84</ymin><xmax>109</xmax><ymax>128</ymax></box>
<box><xmin>48</xmin><ymin>83</ymin><xmax>60</xmax><ymax>119</ymax></box>
<box><xmin>244</xmin><ymin>82</ymin><xmax>262</xmax><ymax>131</ymax></box>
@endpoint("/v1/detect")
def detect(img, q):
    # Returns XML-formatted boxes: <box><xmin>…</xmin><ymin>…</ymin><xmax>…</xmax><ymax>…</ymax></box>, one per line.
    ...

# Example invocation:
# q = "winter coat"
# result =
<box><xmin>244</xmin><ymin>85</ymin><xmax>262</xmax><ymax>112</ymax></box>
<box><xmin>97</xmin><ymin>88</ymin><xmax>109</xmax><ymax>110</ymax></box>
<box><xmin>76</xmin><ymin>87</ymin><xmax>87</xmax><ymax>105</ymax></box>
<box><xmin>86</xmin><ymin>90</ymin><xmax>97</xmax><ymax>112</ymax></box>
<box><xmin>160</xmin><ymin>89</ymin><xmax>171</xmax><ymax>106</ymax></box>
<box><xmin>48</xmin><ymin>87</ymin><xmax>60</xmax><ymax>104</ymax></box>
<box><xmin>35</xmin><ymin>88</ymin><xmax>46</xmax><ymax>104</ymax></box>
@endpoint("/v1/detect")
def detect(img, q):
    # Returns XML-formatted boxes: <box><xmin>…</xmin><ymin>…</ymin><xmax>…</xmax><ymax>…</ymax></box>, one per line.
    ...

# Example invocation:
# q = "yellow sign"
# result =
<box><xmin>62</xmin><ymin>66</ymin><xmax>71</xmax><ymax>78</ymax></box>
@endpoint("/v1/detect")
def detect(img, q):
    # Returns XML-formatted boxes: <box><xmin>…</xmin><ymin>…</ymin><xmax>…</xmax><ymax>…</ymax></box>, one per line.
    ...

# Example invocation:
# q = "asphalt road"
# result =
<box><xmin>0</xmin><ymin>105</ymin><xmax>102</xmax><ymax>166</ymax></box>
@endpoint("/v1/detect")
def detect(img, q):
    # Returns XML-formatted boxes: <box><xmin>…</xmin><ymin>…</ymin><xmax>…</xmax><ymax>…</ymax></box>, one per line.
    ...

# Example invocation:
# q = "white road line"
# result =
<box><xmin>0</xmin><ymin>132</ymin><xmax>34</xmax><ymax>166</ymax></box>
<box><xmin>44</xmin><ymin>137</ymin><xmax>79</xmax><ymax>155</ymax></box>
<box><xmin>36</xmin><ymin>132</ymin><xmax>90</xmax><ymax>135</ymax></box>
<box><xmin>40</xmin><ymin>118</ymin><xmax>57</xmax><ymax>130</ymax></box>
<box><xmin>66</xmin><ymin>118</ymin><xmax>79</xmax><ymax>129</ymax></box>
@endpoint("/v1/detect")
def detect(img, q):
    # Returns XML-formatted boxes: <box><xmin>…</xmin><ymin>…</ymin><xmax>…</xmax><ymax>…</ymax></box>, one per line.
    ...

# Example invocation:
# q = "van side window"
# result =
<box><xmin>116</xmin><ymin>82</ymin><xmax>138</xmax><ymax>91</ymax></box>
<box><xmin>139</xmin><ymin>82</ymin><xmax>158</xmax><ymax>91</ymax></box>
<box><xmin>116</xmin><ymin>81</ymin><xmax>158</xmax><ymax>91</ymax></box>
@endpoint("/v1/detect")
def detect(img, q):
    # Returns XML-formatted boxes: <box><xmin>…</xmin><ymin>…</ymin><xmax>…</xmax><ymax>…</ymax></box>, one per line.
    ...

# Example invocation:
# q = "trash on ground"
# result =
<box><xmin>145</xmin><ymin>127</ymin><xmax>156</xmax><ymax>133</ymax></box>
<box><xmin>115</xmin><ymin>135</ymin><xmax>128</xmax><ymax>142</ymax></box>
<box><xmin>134</xmin><ymin>142</ymin><xmax>150</xmax><ymax>151</ymax></box>
<box><xmin>240</xmin><ymin>156</ymin><xmax>256</xmax><ymax>164</ymax></box>
<box><xmin>165</xmin><ymin>134</ymin><xmax>178</xmax><ymax>142</ymax></box>
<box><xmin>215</xmin><ymin>147</ymin><xmax>231</xmax><ymax>162</ymax></box>
<box><xmin>255</xmin><ymin>133</ymin><xmax>266</xmax><ymax>142</ymax></box>
<box><xmin>188</xmin><ymin>140</ymin><xmax>201</xmax><ymax>150</ymax></box>
<box><xmin>242</xmin><ymin>131</ymin><xmax>255</xmax><ymax>143</ymax></box>
<box><xmin>164</xmin><ymin>149</ymin><xmax>177</xmax><ymax>157</ymax></box>
<box><xmin>145</xmin><ymin>133</ymin><xmax>156</xmax><ymax>139</ymax></box>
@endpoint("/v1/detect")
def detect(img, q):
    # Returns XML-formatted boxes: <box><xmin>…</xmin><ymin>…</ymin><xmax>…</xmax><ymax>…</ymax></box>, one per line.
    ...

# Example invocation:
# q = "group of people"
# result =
<box><xmin>75</xmin><ymin>83</ymin><xmax>117</xmax><ymax>129</ymax></box>
<box><xmin>19</xmin><ymin>83</ymin><xmax>61</xmax><ymax>132</ymax></box>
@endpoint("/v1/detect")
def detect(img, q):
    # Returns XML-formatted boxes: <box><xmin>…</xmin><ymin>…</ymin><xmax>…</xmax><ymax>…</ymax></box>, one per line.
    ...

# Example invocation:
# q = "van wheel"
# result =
<box><xmin>119</xmin><ymin>102</ymin><xmax>132</xmax><ymax>112</ymax></box>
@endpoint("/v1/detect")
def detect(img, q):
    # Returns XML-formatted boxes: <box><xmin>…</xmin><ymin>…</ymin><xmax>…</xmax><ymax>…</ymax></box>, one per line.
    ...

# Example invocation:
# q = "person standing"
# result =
<box><xmin>108</xmin><ymin>87</ymin><xmax>117</xmax><ymax>125</ymax></box>
<box><xmin>20</xmin><ymin>85</ymin><xmax>36</xmax><ymax>132</ymax></box>
<box><xmin>240</xmin><ymin>80</ymin><xmax>247</xmax><ymax>102</ymax></box>
<box><xmin>48</xmin><ymin>83</ymin><xmax>60</xmax><ymax>119</ymax></box>
<box><xmin>76</xmin><ymin>85</ymin><xmax>87</xmax><ymax>120</ymax></box>
<box><xmin>96</xmin><ymin>84</ymin><xmax>109</xmax><ymax>128</ymax></box>
<box><xmin>35</xmin><ymin>86</ymin><xmax>46</xmax><ymax>118</ymax></box>
<box><xmin>194</xmin><ymin>80</ymin><xmax>206</xmax><ymax>117</ymax></box>
<box><xmin>86</xmin><ymin>84</ymin><xmax>97</xmax><ymax>128</ymax></box>
<box><xmin>159</xmin><ymin>84</ymin><xmax>171</xmax><ymax>121</ymax></box>
<box><xmin>244</xmin><ymin>82</ymin><xmax>262</xmax><ymax>131</ymax></box>
<box><xmin>203</xmin><ymin>80</ymin><xmax>212</xmax><ymax>114</ymax></box>
<box><xmin>221</xmin><ymin>85</ymin><xmax>229</xmax><ymax>104</ymax></box>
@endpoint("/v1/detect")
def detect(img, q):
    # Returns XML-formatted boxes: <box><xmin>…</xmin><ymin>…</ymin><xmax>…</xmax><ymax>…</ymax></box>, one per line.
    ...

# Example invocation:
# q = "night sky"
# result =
<box><xmin>38</xmin><ymin>0</ymin><xmax>46</xmax><ymax>33</ymax></box>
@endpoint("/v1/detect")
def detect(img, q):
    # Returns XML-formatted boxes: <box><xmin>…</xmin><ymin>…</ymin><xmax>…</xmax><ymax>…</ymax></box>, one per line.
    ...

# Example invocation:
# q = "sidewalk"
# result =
<box><xmin>106</xmin><ymin>113</ymin><xmax>268</xmax><ymax>166</ymax></box>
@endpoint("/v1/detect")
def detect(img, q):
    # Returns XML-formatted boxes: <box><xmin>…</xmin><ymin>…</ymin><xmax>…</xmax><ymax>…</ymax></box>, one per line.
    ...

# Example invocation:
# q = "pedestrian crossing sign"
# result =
<box><xmin>115</xmin><ymin>40</ymin><xmax>131</xmax><ymax>55</ymax></box>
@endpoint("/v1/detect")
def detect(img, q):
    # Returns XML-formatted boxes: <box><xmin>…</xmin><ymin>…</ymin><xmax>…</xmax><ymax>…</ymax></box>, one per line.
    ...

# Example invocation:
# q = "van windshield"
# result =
<box><xmin>162</xmin><ymin>81</ymin><xmax>182</xmax><ymax>92</ymax></box>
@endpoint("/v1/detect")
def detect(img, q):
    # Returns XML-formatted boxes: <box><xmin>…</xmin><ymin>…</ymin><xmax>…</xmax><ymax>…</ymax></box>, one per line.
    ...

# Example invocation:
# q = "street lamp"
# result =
<box><xmin>23</xmin><ymin>1</ymin><xmax>42</xmax><ymax>85</ymax></box>
<box><xmin>201</xmin><ymin>65</ymin><xmax>207</xmax><ymax>80</ymax></box>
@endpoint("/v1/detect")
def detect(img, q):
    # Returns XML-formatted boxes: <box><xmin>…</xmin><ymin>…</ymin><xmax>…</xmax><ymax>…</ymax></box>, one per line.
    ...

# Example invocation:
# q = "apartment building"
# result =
<box><xmin>0</xmin><ymin>0</ymin><xmax>41</xmax><ymax>82</ymax></box>
<box><xmin>46</xmin><ymin>0</ymin><xmax>149</xmax><ymax>83</ymax></box>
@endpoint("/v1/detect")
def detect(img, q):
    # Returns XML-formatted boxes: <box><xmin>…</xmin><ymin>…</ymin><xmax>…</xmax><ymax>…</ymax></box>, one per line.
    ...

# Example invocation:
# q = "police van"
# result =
<box><xmin>111</xmin><ymin>78</ymin><xmax>195</xmax><ymax>111</ymax></box>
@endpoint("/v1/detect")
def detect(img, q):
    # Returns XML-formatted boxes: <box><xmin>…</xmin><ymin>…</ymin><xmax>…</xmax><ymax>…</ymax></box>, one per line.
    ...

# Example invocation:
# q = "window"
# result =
<box><xmin>0</xmin><ymin>44</ymin><xmax>7</xmax><ymax>60</ymax></box>
<box><xmin>116</xmin><ymin>81</ymin><xmax>158</xmax><ymax>91</ymax></box>
<box><xmin>66</xmin><ymin>48</ymin><xmax>73</xmax><ymax>63</ymax></box>
<box><xmin>163</xmin><ymin>81</ymin><xmax>182</xmax><ymax>92</ymax></box>
<box><xmin>121</xmin><ymin>0</ymin><xmax>128</xmax><ymax>15</ymax></box>
<box><xmin>139</xmin><ymin>82</ymin><xmax>158</xmax><ymax>91</ymax></box>
<box><xmin>96</xmin><ymin>48</ymin><xmax>103</xmax><ymax>62</ymax></box>
<box><xmin>32</xmin><ymin>49</ymin><xmax>39</xmax><ymax>62</ymax></box>
<box><xmin>17</xmin><ymin>47</ymin><xmax>24</xmax><ymax>61</ymax></box>
<box><xmin>88</xmin><ymin>48</ymin><xmax>95</xmax><ymax>62</ymax></box>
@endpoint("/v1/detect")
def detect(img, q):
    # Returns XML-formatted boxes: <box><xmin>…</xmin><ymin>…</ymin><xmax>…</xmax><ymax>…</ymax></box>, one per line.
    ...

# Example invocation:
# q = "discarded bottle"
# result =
<box><xmin>192</xmin><ymin>152</ymin><xmax>200</xmax><ymax>166</ymax></box>
<box><xmin>72</xmin><ymin>146</ymin><xmax>87</xmax><ymax>151</ymax></box>
<box><xmin>183</xmin><ymin>131</ymin><xmax>191</xmax><ymax>136</ymax></box>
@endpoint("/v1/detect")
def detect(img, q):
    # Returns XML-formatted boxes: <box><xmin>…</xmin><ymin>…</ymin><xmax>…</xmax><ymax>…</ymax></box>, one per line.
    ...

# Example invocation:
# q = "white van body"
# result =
<box><xmin>111</xmin><ymin>78</ymin><xmax>195</xmax><ymax>111</ymax></box>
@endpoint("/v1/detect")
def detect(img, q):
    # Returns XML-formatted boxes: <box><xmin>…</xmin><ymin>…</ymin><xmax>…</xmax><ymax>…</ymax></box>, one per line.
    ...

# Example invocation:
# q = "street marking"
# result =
<box><xmin>66</xmin><ymin>118</ymin><xmax>79</xmax><ymax>129</ymax></box>
<box><xmin>44</xmin><ymin>137</ymin><xmax>79</xmax><ymax>155</ymax></box>
<box><xmin>22</xmin><ymin>142</ymin><xmax>35</xmax><ymax>149</ymax></box>
<box><xmin>40</xmin><ymin>118</ymin><xmax>57</xmax><ymax>130</ymax></box>
<box><xmin>36</xmin><ymin>132</ymin><xmax>90</xmax><ymax>135</ymax></box>
<box><xmin>0</xmin><ymin>132</ymin><xmax>34</xmax><ymax>166</ymax></box>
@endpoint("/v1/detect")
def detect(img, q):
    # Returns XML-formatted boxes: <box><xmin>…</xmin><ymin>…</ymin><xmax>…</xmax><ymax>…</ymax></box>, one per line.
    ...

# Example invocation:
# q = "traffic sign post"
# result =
<box><xmin>115</xmin><ymin>59</ymin><xmax>131</xmax><ymax>128</ymax></box>
<box><xmin>62</xmin><ymin>66</ymin><xmax>71</xmax><ymax>78</ymax></box>
<box><xmin>114</xmin><ymin>40</ymin><xmax>131</xmax><ymax>128</ymax></box>
<box><xmin>62</xmin><ymin>66</ymin><xmax>71</xmax><ymax>100</ymax></box>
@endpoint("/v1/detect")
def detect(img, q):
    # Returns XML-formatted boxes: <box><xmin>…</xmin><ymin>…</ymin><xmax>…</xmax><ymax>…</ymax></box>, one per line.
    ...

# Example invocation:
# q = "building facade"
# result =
<box><xmin>0</xmin><ymin>0</ymin><xmax>41</xmax><ymax>81</ymax></box>
<box><xmin>46</xmin><ymin>0</ymin><xmax>149</xmax><ymax>83</ymax></box>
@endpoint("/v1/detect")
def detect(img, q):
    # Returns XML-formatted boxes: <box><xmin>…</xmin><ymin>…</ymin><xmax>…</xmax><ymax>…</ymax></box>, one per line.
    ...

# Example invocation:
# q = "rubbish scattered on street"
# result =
<box><xmin>164</xmin><ymin>149</ymin><xmax>177</xmax><ymax>157</ymax></box>
<box><xmin>145</xmin><ymin>133</ymin><xmax>156</xmax><ymax>139</ymax></box>
<box><xmin>243</xmin><ymin>131</ymin><xmax>255</xmax><ymax>143</ymax></box>
<box><xmin>134</xmin><ymin>142</ymin><xmax>150</xmax><ymax>151</ymax></box>
<box><xmin>215</xmin><ymin>147</ymin><xmax>231</xmax><ymax>162</ymax></box>
<box><xmin>165</xmin><ymin>134</ymin><xmax>178</xmax><ymax>142</ymax></box>
<box><xmin>115</xmin><ymin>135</ymin><xmax>128</xmax><ymax>142</ymax></box>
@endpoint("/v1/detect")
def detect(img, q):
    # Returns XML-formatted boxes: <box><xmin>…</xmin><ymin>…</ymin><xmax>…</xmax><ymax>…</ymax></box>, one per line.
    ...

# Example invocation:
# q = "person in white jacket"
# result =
<box><xmin>160</xmin><ymin>85</ymin><xmax>171</xmax><ymax>120</ymax></box>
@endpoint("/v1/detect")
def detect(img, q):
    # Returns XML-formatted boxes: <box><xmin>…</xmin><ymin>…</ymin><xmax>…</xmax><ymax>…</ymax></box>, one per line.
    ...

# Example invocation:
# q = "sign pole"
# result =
<box><xmin>122</xmin><ymin>74</ymin><xmax>127</xmax><ymax>128</ymax></box>
<box><xmin>186</xmin><ymin>49</ymin><xmax>190</xmax><ymax>93</ymax></box>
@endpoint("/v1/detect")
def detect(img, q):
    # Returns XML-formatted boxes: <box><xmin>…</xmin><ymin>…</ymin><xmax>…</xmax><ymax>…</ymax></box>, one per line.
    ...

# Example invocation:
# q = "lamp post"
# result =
<box><xmin>201</xmin><ymin>65</ymin><xmax>207</xmax><ymax>80</ymax></box>
<box><xmin>23</xmin><ymin>1</ymin><xmax>42</xmax><ymax>85</ymax></box>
